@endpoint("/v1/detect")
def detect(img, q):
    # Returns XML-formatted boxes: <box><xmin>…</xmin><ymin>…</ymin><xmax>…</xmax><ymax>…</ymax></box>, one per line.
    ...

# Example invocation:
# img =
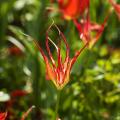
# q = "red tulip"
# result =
<box><xmin>58</xmin><ymin>0</ymin><xmax>89</xmax><ymax>20</ymax></box>
<box><xmin>109</xmin><ymin>0</ymin><xmax>120</xmax><ymax>19</ymax></box>
<box><xmin>33</xmin><ymin>22</ymin><xmax>88</xmax><ymax>90</ymax></box>
<box><xmin>0</xmin><ymin>112</ymin><xmax>7</xmax><ymax>120</ymax></box>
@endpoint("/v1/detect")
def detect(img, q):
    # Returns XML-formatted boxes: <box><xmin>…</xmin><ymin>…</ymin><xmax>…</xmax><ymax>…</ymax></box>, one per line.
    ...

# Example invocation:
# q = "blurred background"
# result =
<box><xmin>0</xmin><ymin>0</ymin><xmax>120</xmax><ymax>120</ymax></box>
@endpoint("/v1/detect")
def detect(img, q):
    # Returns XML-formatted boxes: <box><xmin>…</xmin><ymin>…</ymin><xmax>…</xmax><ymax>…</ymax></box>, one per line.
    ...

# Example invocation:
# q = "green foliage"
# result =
<box><xmin>0</xmin><ymin>0</ymin><xmax>120</xmax><ymax>120</ymax></box>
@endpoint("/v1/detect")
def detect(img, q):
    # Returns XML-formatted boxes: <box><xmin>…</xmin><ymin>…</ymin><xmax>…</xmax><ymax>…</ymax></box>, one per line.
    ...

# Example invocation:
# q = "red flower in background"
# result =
<box><xmin>73</xmin><ymin>13</ymin><xmax>109</xmax><ymax>48</ymax></box>
<box><xmin>109</xmin><ymin>0</ymin><xmax>120</xmax><ymax>19</ymax></box>
<box><xmin>11</xmin><ymin>90</ymin><xmax>28</xmax><ymax>97</ymax></box>
<box><xmin>58</xmin><ymin>0</ymin><xmax>89</xmax><ymax>20</ymax></box>
<box><xmin>49</xmin><ymin>0</ymin><xmax>119</xmax><ymax>48</ymax></box>
<box><xmin>34</xmin><ymin>22</ymin><xmax>88</xmax><ymax>90</ymax></box>
<box><xmin>6</xmin><ymin>90</ymin><xmax>28</xmax><ymax>108</ymax></box>
<box><xmin>0</xmin><ymin>112</ymin><xmax>7</xmax><ymax>120</ymax></box>
<box><xmin>8</xmin><ymin>46</ymin><xmax>23</xmax><ymax>56</ymax></box>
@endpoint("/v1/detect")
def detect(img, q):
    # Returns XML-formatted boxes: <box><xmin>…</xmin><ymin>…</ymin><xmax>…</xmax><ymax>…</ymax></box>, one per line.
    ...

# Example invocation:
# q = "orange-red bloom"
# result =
<box><xmin>34</xmin><ymin>22</ymin><xmax>88</xmax><ymax>90</ymax></box>
<box><xmin>0</xmin><ymin>112</ymin><xmax>7</xmax><ymax>120</ymax></box>
<box><xmin>74</xmin><ymin>14</ymin><xmax>109</xmax><ymax>48</ymax></box>
<box><xmin>109</xmin><ymin>0</ymin><xmax>120</xmax><ymax>19</ymax></box>
<box><xmin>58</xmin><ymin>0</ymin><xmax>89</xmax><ymax>20</ymax></box>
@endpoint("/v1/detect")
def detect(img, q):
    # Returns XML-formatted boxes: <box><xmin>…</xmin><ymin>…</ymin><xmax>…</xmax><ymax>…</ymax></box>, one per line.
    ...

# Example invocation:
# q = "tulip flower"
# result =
<box><xmin>73</xmin><ymin>14</ymin><xmax>109</xmax><ymax>48</ymax></box>
<box><xmin>33</xmin><ymin>22</ymin><xmax>88</xmax><ymax>90</ymax></box>
<box><xmin>0</xmin><ymin>112</ymin><xmax>7</xmax><ymax>120</ymax></box>
<box><xmin>58</xmin><ymin>0</ymin><xmax>89</xmax><ymax>20</ymax></box>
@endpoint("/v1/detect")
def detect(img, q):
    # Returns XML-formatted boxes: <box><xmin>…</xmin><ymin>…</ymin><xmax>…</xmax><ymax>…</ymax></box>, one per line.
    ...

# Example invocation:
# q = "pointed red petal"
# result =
<box><xmin>90</xmin><ymin>13</ymin><xmax>109</xmax><ymax>47</ymax></box>
<box><xmin>46</xmin><ymin>58</ymin><xmax>57</xmax><ymax>81</ymax></box>
<box><xmin>109</xmin><ymin>0</ymin><xmax>120</xmax><ymax>13</ymax></box>
<box><xmin>70</xmin><ymin>42</ymin><xmax>88</xmax><ymax>70</ymax></box>
<box><xmin>46</xmin><ymin>23</ymin><xmax>56</xmax><ymax>68</ymax></box>
<box><xmin>60</xmin><ymin>30</ymin><xmax>70</xmax><ymax>63</ymax></box>
<box><xmin>73</xmin><ymin>19</ymin><xmax>83</xmax><ymax>35</ymax></box>
<box><xmin>48</xmin><ymin>23</ymin><xmax>70</xmax><ymax>74</ymax></box>
<box><xmin>90</xmin><ymin>22</ymin><xmax>102</xmax><ymax>31</ymax></box>
<box><xmin>74</xmin><ymin>19</ymin><xmax>90</xmax><ymax>44</ymax></box>
<box><xmin>109</xmin><ymin>0</ymin><xmax>120</xmax><ymax>19</ymax></box>
<box><xmin>54</xmin><ymin>24</ymin><xmax>70</xmax><ymax>63</ymax></box>
<box><xmin>54</xmin><ymin>24</ymin><xmax>71</xmax><ymax>83</ymax></box>
<box><xmin>33</xmin><ymin>39</ymin><xmax>56</xmax><ymax>81</ymax></box>
<box><xmin>83</xmin><ymin>14</ymin><xmax>91</xmax><ymax>43</ymax></box>
<box><xmin>33</xmin><ymin>39</ymin><xmax>47</xmax><ymax>61</ymax></box>
<box><xmin>57</xmin><ymin>47</ymin><xmax>63</xmax><ymax>72</ymax></box>
<box><xmin>21</xmin><ymin>106</ymin><xmax>35</xmax><ymax>120</ymax></box>
<box><xmin>79</xmin><ymin>0</ymin><xmax>89</xmax><ymax>14</ymax></box>
<box><xmin>114</xmin><ymin>4</ymin><xmax>120</xmax><ymax>13</ymax></box>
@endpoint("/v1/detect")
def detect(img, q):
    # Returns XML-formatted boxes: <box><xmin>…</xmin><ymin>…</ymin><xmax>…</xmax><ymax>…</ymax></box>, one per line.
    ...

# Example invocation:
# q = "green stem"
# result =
<box><xmin>33</xmin><ymin>52</ymin><xmax>41</xmax><ymax>108</ymax></box>
<box><xmin>54</xmin><ymin>90</ymin><xmax>61</xmax><ymax>120</ymax></box>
